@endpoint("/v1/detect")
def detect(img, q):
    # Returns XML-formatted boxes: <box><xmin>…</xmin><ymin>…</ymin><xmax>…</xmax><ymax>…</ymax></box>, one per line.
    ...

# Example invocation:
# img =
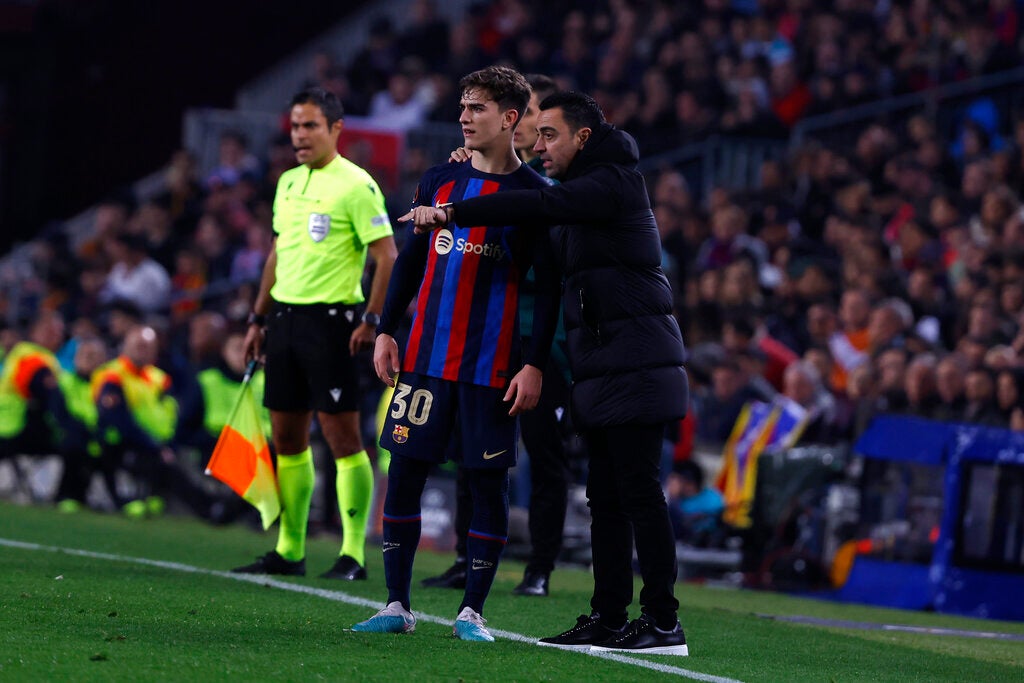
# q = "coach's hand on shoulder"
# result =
<box><xmin>373</xmin><ymin>334</ymin><xmax>400</xmax><ymax>387</ymax></box>
<box><xmin>504</xmin><ymin>364</ymin><xmax>542</xmax><ymax>416</ymax></box>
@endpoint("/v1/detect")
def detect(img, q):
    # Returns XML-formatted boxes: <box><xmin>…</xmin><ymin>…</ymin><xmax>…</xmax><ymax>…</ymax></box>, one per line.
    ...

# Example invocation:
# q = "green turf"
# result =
<box><xmin>1</xmin><ymin>501</ymin><xmax>1022</xmax><ymax>682</ymax></box>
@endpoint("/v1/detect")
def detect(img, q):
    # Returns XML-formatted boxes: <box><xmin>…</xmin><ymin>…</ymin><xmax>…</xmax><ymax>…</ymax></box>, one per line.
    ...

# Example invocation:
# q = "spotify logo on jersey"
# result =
<box><xmin>434</xmin><ymin>229</ymin><xmax>455</xmax><ymax>255</ymax></box>
<box><xmin>434</xmin><ymin>229</ymin><xmax>507</xmax><ymax>261</ymax></box>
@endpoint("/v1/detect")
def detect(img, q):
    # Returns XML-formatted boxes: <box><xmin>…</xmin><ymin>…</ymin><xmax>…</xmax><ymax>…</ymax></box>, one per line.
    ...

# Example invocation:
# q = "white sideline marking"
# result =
<box><xmin>1</xmin><ymin>537</ymin><xmax>742</xmax><ymax>683</ymax></box>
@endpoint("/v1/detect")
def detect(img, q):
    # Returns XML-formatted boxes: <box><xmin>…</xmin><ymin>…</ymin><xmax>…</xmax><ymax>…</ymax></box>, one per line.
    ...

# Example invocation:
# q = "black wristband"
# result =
<box><xmin>247</xmin><ymin>311</ymin><xmax>266</xmax><ymax>327</ymax></box>
<box><xmin>361</xmin><ymin>311</ymin><xmax>381</xmax><ymax>327</ymax></box>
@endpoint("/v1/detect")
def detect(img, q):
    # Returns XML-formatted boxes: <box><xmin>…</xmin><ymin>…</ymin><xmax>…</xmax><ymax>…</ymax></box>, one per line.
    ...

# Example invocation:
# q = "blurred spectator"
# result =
<box><xmin>963</xmin><ymin>365</ymin><xmax>1003</xmax><ymax>426</ymax></box>
<box><xmin>782</xmin><ymin>359</ymin><xmax>840</xmax><ymax>444</ymax></box>
<box><xmin>933</xmin><ymin>353</ymin><xmax>969</xmax><ymax>422</ymax></box>
<box><xmin>666</xmin><ymin>459</ymin><xmax>725</xmax><ymax>546</ymax></box>
<box><xmin>368</xmin><ymin>61</ymin><xmax>432</xmax><ymax>130</ymax></box>
<box><xmin>206</xmin><ymin>130</ymin><xmax>262</xmax><ymax>190</ymax></box>
<box><xmin>694</xmin><ymin>355</ymin><xmax>761</xmax><ymax>446</ymax></box>
<box><xmin>101</xmin><ymin>233</ymin><xmax>171</xmax><ymax>314</ymax></box>
<box><xmin>230</xmin><ymin>224</ymin><xmax>272</xmax><ymax>285</ymax></box>
<box><xmin>995</xmin><ymin>367</ymin><xmax>1024</xmax><ymax>429</ymax></box>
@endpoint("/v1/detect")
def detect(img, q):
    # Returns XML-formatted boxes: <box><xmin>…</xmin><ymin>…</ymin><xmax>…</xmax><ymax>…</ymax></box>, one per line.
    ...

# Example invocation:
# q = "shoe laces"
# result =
<box><xmin>456</xmin><ymin>606</ymin><xmax>486</xmax><ymax>626</ymax></box>
<box><xmin>611</xmin><ymin>615</ymin><xmax>654</xmax><ymax>642</ymax></box>
<box><xmin>565</xmin><ymin>614</ymin><xmax>598</xmax><ymax>633</ymax></box>
<box><xmin>378</xmin><ymin>601</ymin><xmax>412</xmax><ymax>619</ymax></box>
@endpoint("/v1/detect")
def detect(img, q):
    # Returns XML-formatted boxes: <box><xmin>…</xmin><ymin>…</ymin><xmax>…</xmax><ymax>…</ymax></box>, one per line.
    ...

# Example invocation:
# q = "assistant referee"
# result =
<box><xmin>234</xmin><ymin>87</ymin><xmax>397</xmax><ymax>580</ymax></box>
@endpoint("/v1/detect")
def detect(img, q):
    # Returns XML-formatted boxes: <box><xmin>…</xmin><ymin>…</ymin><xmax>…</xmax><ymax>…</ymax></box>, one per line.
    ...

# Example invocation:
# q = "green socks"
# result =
<box><xmin>335</xmin><ymin>450</ymin><xmax>374</xmax><ymax>566</ymax></box>
<box><xmin>274</xmin><ymin>448</ymin><xmax>315</xmax><ymax>562</ymax></box>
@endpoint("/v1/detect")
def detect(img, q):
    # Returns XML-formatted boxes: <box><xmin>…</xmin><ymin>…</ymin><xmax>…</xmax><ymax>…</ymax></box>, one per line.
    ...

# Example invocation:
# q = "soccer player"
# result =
<box><xmin>351</xmin><ymin>66</ymin><xmax>558</xmax><ymax>641</ymax></box>
<box><xmin>233</xmin><ymin>87</ymin><xmax>397</xmax><ymax>580</ymax></box>
<box><xmin>421</xmin><ymin>74</ymin><xmax>574</xmax><ymax>598</ymax></box>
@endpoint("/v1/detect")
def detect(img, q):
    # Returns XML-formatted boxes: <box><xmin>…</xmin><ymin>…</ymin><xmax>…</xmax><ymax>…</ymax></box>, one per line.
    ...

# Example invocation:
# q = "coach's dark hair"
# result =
<box><xmin>539</xmin><ymin>91</ymin><xmax>605</xmax><ymax>132</ymax></box>
<box><xmin>525</xmin><ymin>73</ymin><xmax>558</xmax><ymax>103</ymax></box>
<box><xmin>290</xmin><ymin>87</ymin><xmax>344</xmax><ymax>125</ymax></box>
<box><xmin>459</xmin><ymin>66</ymin><xmax>531</xmax><ymax>124</ymax></box>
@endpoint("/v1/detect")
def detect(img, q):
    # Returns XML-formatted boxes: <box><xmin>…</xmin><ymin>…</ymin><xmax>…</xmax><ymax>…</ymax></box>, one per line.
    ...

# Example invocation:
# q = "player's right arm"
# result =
<box><xmin>244</xmin><ymin>237</ymin><xmax>277</xmax><ymax>363</ymax></box>
<box><xmin>374</xmin><ymin>177</ymin><xmax>436</xmax><ymax>385</ymax></box>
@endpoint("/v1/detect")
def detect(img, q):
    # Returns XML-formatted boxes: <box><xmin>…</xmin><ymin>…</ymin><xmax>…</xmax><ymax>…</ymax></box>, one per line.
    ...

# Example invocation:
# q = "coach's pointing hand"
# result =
<box><xmin>398</xmin><ymin>205</ymin><xmax>450</xmax><ymax>234</ymax></box>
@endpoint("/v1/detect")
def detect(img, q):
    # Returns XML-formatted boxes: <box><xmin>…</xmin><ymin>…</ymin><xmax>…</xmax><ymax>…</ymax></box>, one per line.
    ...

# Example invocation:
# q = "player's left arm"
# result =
<box><xmin>505</xmin><ymin>230</ymin><xmax>560</xmax><ymax>416</ymax></box>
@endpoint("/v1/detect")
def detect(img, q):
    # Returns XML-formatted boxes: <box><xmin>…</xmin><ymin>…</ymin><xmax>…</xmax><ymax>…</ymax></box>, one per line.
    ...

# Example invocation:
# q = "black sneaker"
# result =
<box><xmin>537</xmin><ymin>614</ymin><xmax>626</xmax><ymax>651</ymax></box>
<box><xmin>590</xmin><ymin>614</ymin><xmax>688</xmax><ymax>656</ymax></box>
<box><xmin>421</xmin><ymin>561</ymin><xmax>467</xmax><ymax>589</ymax></box>
<box><xmin>320</xmin><ymin>555</ymin><xmax>367</xmax><ymax>580</ymax></box>
<box><xmin>231</xmin><ymin>551</ymin><xmax>306</xmax><ymax>576</ymax></box>
<box><xmin>512</xmin><ymin>570</ymin><xmax>549</xmax><ymax>597</ymax></box>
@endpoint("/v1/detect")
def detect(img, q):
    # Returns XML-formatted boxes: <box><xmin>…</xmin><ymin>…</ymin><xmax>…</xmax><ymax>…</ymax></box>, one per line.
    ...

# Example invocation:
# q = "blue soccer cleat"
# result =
<box><xmin>352</xmin><ymin>601</ymin><xmax>416</xmax><ymax>633</ymax></box>
<box><xmin>453</xmin><ymin>606</ymin><xmax>494</xmax><ymax>642</ymax></box>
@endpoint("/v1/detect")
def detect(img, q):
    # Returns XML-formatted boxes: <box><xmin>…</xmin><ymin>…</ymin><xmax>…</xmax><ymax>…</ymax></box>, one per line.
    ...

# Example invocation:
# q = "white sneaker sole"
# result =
<box><xmin>536</xmin><ymin>640</ymin><xmax>593</xmax><ymax>651</ymax></box>
<box><xmin>590</xmin><ymin>643</ymin><xmax>689</xmax><ymax>656</ymax></box>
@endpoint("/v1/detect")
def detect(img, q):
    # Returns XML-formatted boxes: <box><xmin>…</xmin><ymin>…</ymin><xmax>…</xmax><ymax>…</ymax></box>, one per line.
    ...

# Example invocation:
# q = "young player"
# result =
<box><xmin>351</xmin><ymin>65</ymin><xmax>558</xmax><ymax>641</ymax></box>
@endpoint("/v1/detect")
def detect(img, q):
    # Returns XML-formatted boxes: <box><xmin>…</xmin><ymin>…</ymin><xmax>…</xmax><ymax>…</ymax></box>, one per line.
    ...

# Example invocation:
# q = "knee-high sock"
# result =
<box><xmin>461</xmin><ymin>468</ymin><xmax>509</xmax><ymax>616</ymax></box>
<box><xmin>335</xmin><ymin>450</ymin><xmax>374</xmax><ymax>565</ymax></box>
<box><xmin>274</xmin><ymin>448</ymin><xmax>314</xmax><ymax>562</ymax></box>
<box><xmin>382</xmin><ymin>455</ymin><xmax>430</xmax><ymax>610</ymax></box>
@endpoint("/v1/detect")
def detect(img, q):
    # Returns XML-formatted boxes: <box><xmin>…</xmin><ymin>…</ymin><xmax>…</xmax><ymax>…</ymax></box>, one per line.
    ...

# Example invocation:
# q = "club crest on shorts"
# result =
<box><xmin>392</xmin><ymin>424</ymin><xmax>410</xmax><ymax>444</ymax></box>
<box><xmin>308</xmin><ymin>213</ymin><xmax>330</xmax><ymax>242</ymax></box>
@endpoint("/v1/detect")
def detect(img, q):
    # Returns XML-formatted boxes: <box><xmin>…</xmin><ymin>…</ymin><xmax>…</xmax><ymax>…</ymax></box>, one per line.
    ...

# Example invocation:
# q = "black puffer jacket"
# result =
<box><xmin>452</xmin><ymin>124</ymin><xmax>689</xmax><ymax>428</ymax></box>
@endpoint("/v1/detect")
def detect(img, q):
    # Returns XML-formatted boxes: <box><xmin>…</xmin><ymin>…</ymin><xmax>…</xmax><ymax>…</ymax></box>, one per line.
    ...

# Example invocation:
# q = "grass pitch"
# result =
<box><xmin>1</xmin><ymin>501</ymin><xmax>1022</xmax><ymax>682</ymax></box>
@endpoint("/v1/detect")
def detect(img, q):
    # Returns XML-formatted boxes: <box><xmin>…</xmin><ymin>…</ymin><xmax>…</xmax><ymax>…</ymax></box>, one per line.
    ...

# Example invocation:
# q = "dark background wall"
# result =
<box><xmin>0</xmin><ymin>0</ymin><xmax>360</xmax><ymax>252</ymax></box>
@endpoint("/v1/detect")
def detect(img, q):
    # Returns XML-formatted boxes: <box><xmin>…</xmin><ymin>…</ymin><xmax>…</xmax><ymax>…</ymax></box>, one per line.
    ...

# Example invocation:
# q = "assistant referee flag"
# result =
<box><xmin>205</xmin><ymin>362</ymin><xmax>280</xmax><ymax>530</ymax></box>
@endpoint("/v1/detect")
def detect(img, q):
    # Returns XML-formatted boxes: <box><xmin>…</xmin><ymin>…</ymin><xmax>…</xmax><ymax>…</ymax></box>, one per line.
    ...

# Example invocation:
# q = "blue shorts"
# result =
<box><xmin>379</xmin><ymin>372</ymin><xmax>517</xmax><ymax>469</ymax></box>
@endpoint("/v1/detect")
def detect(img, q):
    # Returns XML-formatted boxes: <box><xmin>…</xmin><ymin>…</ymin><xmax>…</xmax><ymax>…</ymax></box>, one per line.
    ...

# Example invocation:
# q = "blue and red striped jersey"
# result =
<box><xmin>389</xmin><ymin>161</ymin><xmax>549</xmax><ymax>388</ymax></box>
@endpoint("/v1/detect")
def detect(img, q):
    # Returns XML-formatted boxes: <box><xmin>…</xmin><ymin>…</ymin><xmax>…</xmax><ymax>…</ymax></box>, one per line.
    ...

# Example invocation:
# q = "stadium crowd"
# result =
<box><xmin>3</xmin><ymin>0</ymin><xmax>1024</xmax><ymax>526</ymax></box>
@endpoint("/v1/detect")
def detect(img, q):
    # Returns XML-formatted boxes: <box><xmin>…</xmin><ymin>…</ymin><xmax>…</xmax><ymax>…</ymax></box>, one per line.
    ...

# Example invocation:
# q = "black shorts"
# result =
<box><xmin>263</xmin><ymin>302</ymin><xmax>360</xmax><ymax>413</ymax></box>
<box><xmin>379</xmin><ymin>372</ymin><xmax>517</xmax><ymax>469</ymax></box>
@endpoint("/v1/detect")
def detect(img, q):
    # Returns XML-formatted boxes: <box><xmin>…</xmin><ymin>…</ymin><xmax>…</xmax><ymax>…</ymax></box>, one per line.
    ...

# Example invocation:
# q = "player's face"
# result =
<box><xmin>290</xmin><ymin>103</ymin><xmax>342</xmax><ymax>169</ymax></box>
<box><xmin>533</xmin><ymin>107</ymin><xmax>589</xmax><ymax>180</ymax></box>
<box><xmin>513</xmin><ymin>91</ymin><xmax>541</xmax><ymax>154</ymax></box>
<box><xmin>459</xmin><ymin>87</ymin><xmax>515</xmax><ymax>152</ymax></box>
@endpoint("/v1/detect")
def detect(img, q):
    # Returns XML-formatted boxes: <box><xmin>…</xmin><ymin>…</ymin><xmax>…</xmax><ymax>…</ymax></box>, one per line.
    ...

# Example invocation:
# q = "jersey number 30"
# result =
<box><xmin>390</xmin><ymin>383</ymin><xmax>433</xmax><ymax>425</ymax></box>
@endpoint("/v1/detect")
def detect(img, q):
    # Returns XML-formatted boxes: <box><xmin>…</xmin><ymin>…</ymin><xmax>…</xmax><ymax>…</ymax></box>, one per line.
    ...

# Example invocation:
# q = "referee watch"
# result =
<box><xmin>361</xmin><ymin>311</ymin><xmax>381</xmax><ymax>327</ymax></box>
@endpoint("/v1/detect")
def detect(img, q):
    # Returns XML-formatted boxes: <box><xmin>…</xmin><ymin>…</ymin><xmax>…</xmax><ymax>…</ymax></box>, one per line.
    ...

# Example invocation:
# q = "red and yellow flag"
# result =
<box><xmin>205</xmin><ymin>369</ymin><xmax>280</xmax><ymax>530</ymax></box>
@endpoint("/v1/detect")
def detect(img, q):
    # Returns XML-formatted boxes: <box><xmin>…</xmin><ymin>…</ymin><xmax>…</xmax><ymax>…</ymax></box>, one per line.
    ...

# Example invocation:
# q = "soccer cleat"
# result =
<box><xmin>590</xmin><ymin>614</ymin><xmax>689</xmax><ymax>656</ymax></box>
<box><xmin>512</xmin><ymin>570</ymin><xmax>549</xmax><ymax>597</ymax></box>
<box><xmin>537</xmin><ymin>614</ymin><xmax>626</xmax><ymax>651</ymax></box>
<box><xmin>421</xmin><ymin>560</ymin><xmax>467</xmax><ymax>589</ymax></box>
<box><xmin>352</xmin><ymin>601</ymin><xmax>416</xmax><ymax>633</ymax></box>
<box><xmin>320</xmin><ymin>555</ymin><xmax>367</xmax><ymax>581</ymax></box>
<box><xmin>231</xmin><ymin>550</ymin><xmax>306</xmax><ymax>576</ymax></box>
<box><xmin>453</xmin><ymin>606</ymin><xmax>494</xmax><ymax>642</ymax></box>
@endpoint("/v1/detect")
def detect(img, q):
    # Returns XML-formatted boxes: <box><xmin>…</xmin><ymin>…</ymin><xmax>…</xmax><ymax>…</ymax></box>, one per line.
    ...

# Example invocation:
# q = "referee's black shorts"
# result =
<box><xmin>263</xmin><ymin>302</ymin><xmax>361</xmax><ymax>414</ymax></box>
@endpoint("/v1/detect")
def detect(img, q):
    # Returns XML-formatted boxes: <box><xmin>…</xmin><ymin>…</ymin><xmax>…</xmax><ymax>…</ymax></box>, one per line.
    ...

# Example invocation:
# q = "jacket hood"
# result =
<box><xmin>565</xmin><ymin>122</ymin><xmax>639</xmax><ymax>180</ymax></box>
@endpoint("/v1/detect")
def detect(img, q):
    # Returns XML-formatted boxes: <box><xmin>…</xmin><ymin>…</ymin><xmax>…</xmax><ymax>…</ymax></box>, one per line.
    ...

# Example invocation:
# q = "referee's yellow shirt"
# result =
<box><xmin>271</xmin><ymin>155</ymin><xmax>393</xmax><ymax>305</ymax></box>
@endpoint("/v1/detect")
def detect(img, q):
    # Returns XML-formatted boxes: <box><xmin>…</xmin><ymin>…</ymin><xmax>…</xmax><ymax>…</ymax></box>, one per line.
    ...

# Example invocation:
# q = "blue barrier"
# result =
<box><xmin>832</xmin><ymin>416</ymin><xmax>1024</xmax><ymax>621</ymax></box>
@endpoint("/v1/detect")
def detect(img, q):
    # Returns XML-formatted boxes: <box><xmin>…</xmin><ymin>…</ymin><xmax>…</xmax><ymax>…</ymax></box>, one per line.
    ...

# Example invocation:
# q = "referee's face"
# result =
<box><xmin>290</xmin><ymin>103</ymin><xmax>342</xmax><ymax>169</ymax></box>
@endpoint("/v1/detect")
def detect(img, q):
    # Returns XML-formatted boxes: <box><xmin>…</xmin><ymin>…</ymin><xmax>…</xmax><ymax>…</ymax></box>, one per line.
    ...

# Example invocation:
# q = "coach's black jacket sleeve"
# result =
<box><xmin>521</xmin><ymin>236</ymin><xmax>560</xmax><ymax>371</ymax></box>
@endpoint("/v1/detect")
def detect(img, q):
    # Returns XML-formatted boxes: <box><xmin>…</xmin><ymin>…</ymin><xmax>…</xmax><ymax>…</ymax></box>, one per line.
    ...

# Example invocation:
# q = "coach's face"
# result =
<box><xmin>290</xmin><ymin>102</ymin><xmax>342</xmax><ymax>169</ymax></box>
<box><xmin>533</xmin><ymin>107</ymin><xmax>589</xmax><ymax>180</ymax></box>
